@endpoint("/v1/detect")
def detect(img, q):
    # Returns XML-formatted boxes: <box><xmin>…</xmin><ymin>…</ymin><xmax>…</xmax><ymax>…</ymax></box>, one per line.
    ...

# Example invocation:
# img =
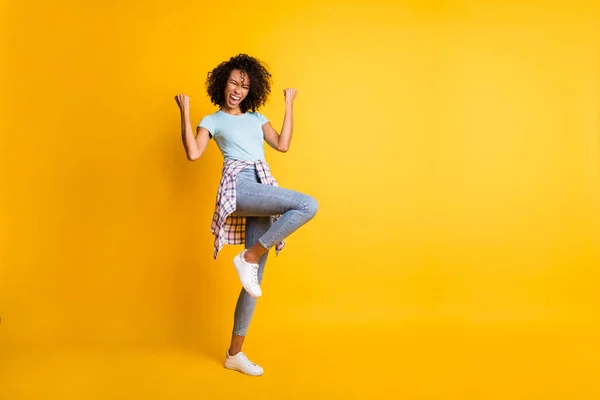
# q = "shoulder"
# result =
<box><xmin>200</xmin><ymin>110</ymin><xmax>220</xmax><ymax>121</ymax></box>
<box><xmin>248</xmin><ymin>111</ymin><xmax>267</xmax><ymax>118</ymax></box>
<box><xmin>248</xmin><ymin>111</ymin><xmax>269</xmax><ymax>124</ymax></box>
<box><xmin>199</xmin><ymin>111</ymin><xmax>222</xmax><ymax>137</ymax></box>
<box><xmin>206</xmin><ymin>110</ymin><xmax>224</xmax><ymax>120</ymax></box>
<box><xmin>200</xmin><ymin>110</ymin><xmax>227</xmax><ymax>126</ymax></box>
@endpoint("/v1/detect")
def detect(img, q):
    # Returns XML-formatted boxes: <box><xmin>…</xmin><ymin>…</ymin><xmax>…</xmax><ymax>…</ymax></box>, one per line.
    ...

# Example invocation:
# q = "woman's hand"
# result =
<box><xmin>174</xmin><ymin>94</ymin><xmax>190</xmax><ymax>112</ymax></box>
<box><xmin>283</xmin><ymin>88</ymin><xmax>297</xmax><ymax>104</ymax></box>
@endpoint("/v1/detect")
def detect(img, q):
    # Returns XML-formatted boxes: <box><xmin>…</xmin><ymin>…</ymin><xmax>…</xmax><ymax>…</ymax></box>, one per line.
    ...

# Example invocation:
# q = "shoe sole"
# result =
<box><xmin>233</xmin><ymin>254</ymin><xmax>262</xmax><ymax>298</ymax></box>
<box><xmin>224</xmin><ymin>362</ymin><xmax>263</xmax><ymax>376</ymax></box>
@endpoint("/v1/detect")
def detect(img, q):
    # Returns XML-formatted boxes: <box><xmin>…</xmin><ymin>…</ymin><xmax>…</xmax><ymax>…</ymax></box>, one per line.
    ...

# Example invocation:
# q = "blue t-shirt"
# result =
<box><xmin>198</xmin><ymin>110</ymin><xmax>270</xmax><ymax>161</ymax></box>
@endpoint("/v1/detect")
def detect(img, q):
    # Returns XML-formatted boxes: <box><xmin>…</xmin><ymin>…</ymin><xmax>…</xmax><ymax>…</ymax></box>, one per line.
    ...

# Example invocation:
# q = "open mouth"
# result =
<box><xmin>229</xmin><ymin>94</ymin><xmax>241</xmax><ymax>103</ymax></box>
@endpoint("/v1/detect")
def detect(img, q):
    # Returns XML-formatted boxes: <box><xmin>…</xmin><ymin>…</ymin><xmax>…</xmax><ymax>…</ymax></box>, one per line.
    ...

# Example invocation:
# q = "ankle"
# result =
<box><xmin>229</xmin><ymin>348</ymin><xmax>241</xmax><ymax>356</ymax></box>
<box><xmin>243</xmin><ymin>250</ymin><xmax>259</xmax><ymax>264</ymax></box>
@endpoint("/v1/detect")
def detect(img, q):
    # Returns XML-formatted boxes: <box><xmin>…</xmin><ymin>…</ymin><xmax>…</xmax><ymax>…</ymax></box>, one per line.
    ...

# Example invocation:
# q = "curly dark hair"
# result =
<box><xmin>205</xmin><ymin>54</ymin><xmax>272</xmax><ymax>113</ymax></box>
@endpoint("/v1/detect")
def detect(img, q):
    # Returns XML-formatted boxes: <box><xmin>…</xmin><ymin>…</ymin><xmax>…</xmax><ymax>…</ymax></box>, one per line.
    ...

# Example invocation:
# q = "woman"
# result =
<box><xmin>174</xmin><ymin>54</ymin><xmax>318</xmax><ymax>376</ymax></box>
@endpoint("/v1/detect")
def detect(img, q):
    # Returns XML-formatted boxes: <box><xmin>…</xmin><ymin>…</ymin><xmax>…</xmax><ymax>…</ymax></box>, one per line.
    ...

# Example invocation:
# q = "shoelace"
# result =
<box><xmin>250</xmin><ymin>264</ymin><xmax>259</xmax><ymax>286</ymax></box>
<box><xmin>240</xmin><ymin>353</ymin><xmax>257</xmax><ymax>367</ymax></box>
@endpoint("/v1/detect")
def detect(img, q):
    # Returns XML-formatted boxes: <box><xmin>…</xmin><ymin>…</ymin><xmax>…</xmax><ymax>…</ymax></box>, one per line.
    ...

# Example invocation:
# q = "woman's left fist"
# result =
<box><xmin>283</xmin><ymin>88</ymin><xmax>297</xmax><ymax>104</ymax></box>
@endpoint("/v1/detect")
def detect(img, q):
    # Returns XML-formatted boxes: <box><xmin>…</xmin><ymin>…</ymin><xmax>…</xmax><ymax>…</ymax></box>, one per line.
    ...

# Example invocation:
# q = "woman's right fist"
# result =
<box><xmin>174</xmin><ymin>94</ymin><xmax>190</xmax><ymax>110</ymax></box>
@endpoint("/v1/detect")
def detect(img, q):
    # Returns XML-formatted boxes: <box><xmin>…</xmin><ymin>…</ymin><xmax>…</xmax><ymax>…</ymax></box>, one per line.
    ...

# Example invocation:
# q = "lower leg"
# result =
<box><xmin>243</xmin><ymin>241</ymin><xmax>268</xmax><ymax>264</ymax></box>
<box><xmin>229</xmin><ymin>334</ymin><xmax>245</xmax><ymax>355</ymax></box>
<box><xmin>230</xmin><ymin>217</ymin><xmax>270</xmax><ymax>351</ymax></box>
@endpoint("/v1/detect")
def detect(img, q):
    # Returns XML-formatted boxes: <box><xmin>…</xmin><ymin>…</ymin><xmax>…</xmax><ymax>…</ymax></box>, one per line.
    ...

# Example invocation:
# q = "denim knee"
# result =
<box><xmin>302</xmin><ymin>195</ymin><xmax>318</xmax><ymax>219</ymax></box>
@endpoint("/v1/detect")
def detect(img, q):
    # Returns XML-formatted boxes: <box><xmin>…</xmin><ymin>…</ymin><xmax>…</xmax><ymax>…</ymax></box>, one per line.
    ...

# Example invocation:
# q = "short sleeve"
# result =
<box><xmin>198</xmin><ymin>115</ymin><xmax>215</xmax><ymax>138</ymax></box>
<box><xmin>256</xmin><ymin>112</ymin><xmax>269</xmax><ymax>126</ymax></box>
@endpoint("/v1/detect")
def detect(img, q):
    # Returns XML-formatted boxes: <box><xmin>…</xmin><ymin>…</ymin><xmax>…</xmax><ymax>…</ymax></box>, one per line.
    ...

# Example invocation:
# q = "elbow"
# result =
<box><xmin>187</xmin><ymin>153</ymin><xmax>200</xmax><ymax>162</ymax></box>
<box><xmin>278</xmin><ymin>144</ymin><xmax>290</xmax><ymax>153</ymax></box>
<box><xmin>186</xmin><ymin>146</ymin><xmax>204</xmax><ymax>161</ymax></box>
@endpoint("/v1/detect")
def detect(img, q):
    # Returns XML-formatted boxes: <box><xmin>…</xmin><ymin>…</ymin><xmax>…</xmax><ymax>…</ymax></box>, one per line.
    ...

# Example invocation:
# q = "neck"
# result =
<box><xmin>221</xmin><ymin>105</ymin><xmax>243</xmax><ymax>115</ymax></box>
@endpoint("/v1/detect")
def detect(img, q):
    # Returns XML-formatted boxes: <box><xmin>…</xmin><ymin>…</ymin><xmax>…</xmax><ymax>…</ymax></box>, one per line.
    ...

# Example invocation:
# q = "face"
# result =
<box><xmin>224</xmin><ymin>69</ymin><xmax>250</xmax><ymax>110</ymax></box>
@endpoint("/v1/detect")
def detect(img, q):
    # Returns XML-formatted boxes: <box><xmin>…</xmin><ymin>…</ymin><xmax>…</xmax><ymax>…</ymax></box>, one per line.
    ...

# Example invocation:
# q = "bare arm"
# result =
<box><xmin>264</xmin><ymin>88</ymin><xmax>297</xmax><ymax>153</ymax></box>
<box><xmin>175</xmin><ymin>94</ymin><xmax>210</xmax><ymax>161</ymax></box>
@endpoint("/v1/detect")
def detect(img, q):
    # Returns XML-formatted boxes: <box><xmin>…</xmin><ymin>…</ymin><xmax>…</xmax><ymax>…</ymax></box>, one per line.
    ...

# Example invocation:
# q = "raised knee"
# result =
<box><xmin>303</xmin><ymin>195</ymin><xmax>318</xmax><ymax>219</ymax></box>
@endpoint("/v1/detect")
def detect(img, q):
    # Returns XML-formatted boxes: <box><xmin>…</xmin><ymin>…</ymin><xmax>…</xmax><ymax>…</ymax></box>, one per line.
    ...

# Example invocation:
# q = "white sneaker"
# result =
<box><xmin>224</xmin><ymin>350</ymin><xmax>264</xmax><ymax>376</ymax></box>
<box><xmin>233</xmin><ymin>250</ymin><xmax>262</xmax><ymax>298</ymax></box>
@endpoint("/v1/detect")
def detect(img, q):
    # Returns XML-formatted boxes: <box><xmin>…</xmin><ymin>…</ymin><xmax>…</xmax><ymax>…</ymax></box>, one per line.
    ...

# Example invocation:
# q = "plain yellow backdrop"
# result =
<box><xmin>1</xmin><ymin>0</ymin><xmax>599</xmax><ymax>398</ymax></box>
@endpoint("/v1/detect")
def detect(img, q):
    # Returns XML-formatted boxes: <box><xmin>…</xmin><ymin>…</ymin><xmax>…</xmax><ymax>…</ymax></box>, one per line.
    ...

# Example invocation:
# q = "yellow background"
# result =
<box><xmin>1</xmin><ymin>0</ymin><xmax>599</xmax><ymax>398</ymax></box>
